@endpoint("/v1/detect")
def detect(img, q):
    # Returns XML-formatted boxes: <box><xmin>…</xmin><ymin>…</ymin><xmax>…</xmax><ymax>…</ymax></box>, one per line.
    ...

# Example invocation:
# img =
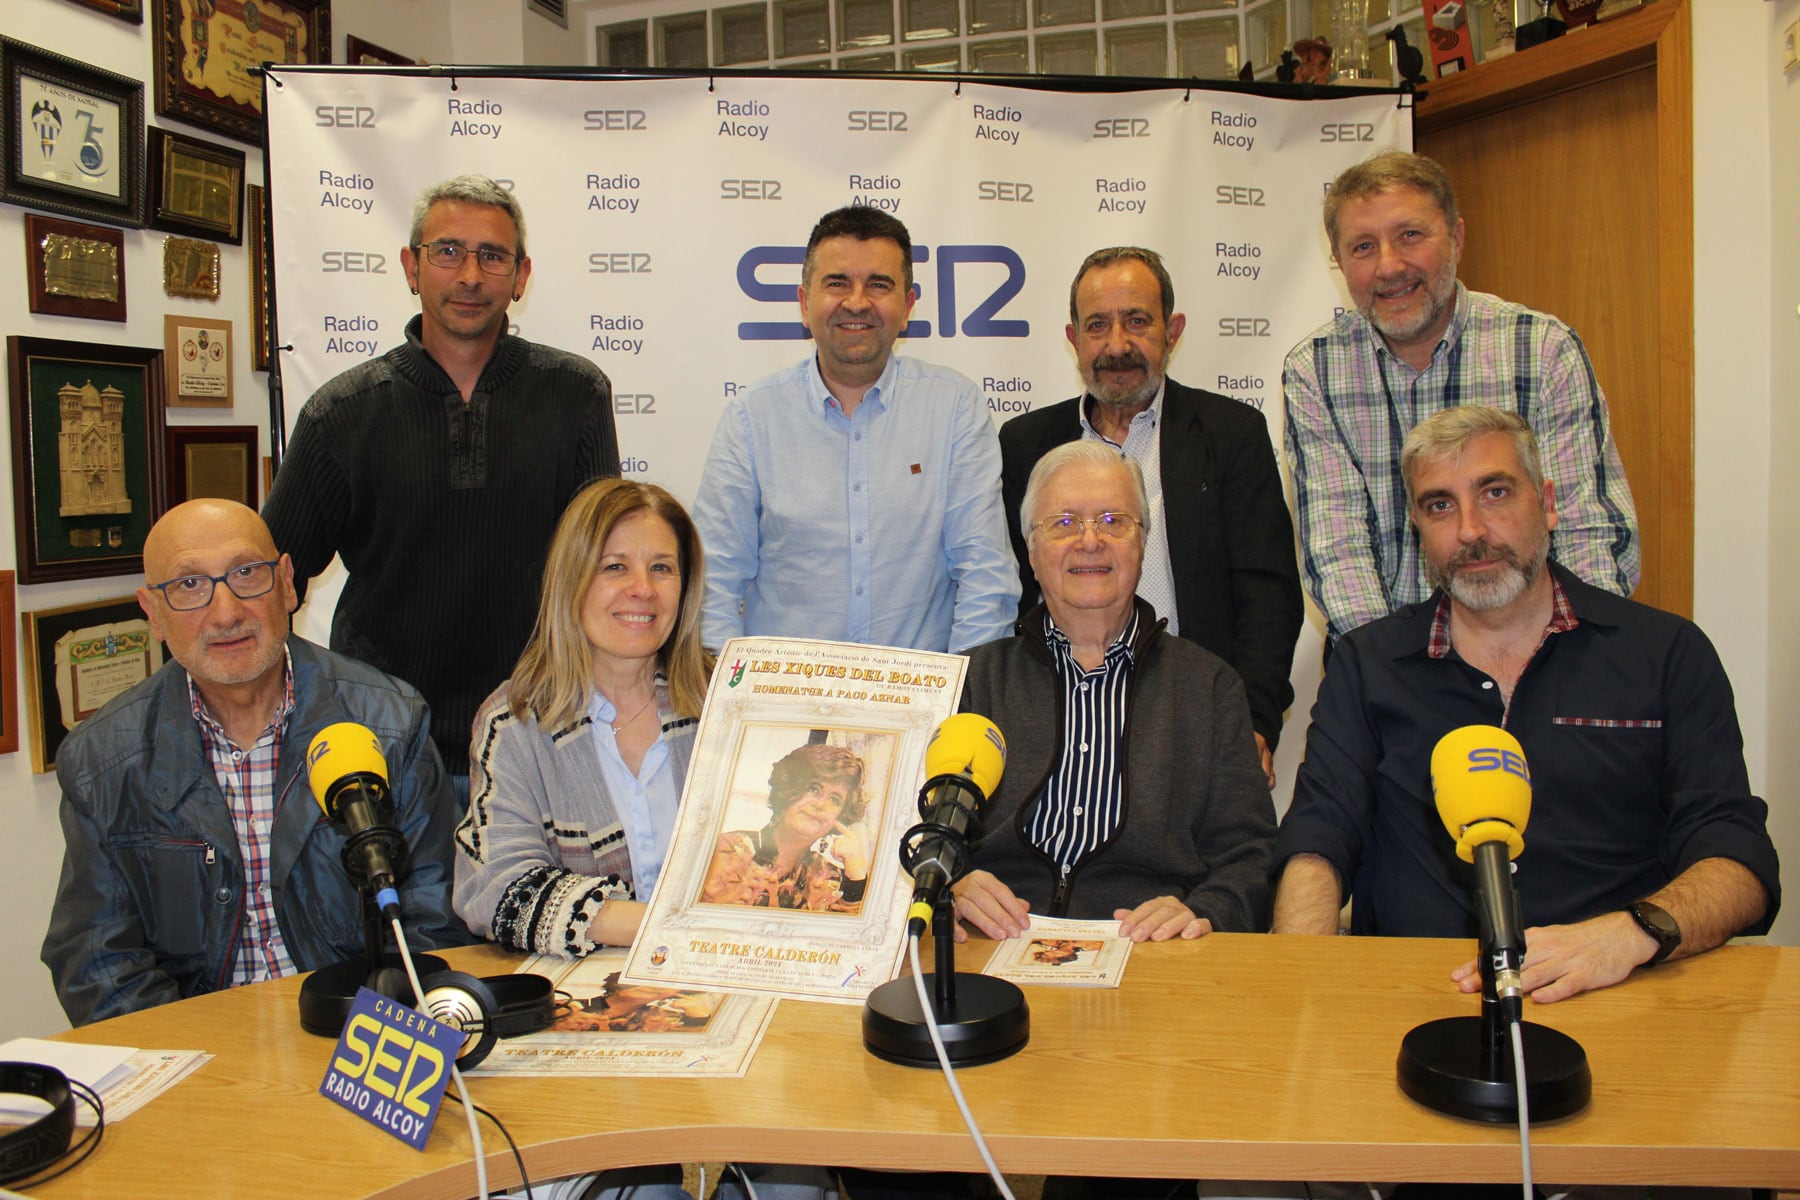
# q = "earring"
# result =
<box><xmin>410</xmin><ymin>285</ymin><xmax>419</xmax><ymax>296</ymax></box>
<box><xmin>512</xmin><ymin>293</ymin><xmax>521</xmax><ymax>302</ymax></box>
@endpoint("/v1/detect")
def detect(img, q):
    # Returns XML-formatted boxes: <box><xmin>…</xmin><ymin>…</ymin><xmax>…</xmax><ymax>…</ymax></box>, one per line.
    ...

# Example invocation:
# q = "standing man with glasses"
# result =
<box><xmin>265</xmin><ymin>175</ymin><xmax>619</xmax><ymax>805</ymax></box>
<box><xmin>42</xmin><ymin>500</ymin><xmax>468</xmax><ymax>1026</ymax></box>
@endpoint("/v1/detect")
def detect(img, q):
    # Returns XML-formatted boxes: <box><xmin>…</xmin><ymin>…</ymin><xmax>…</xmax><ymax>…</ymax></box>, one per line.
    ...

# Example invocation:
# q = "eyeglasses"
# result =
<box><xmin>1032</xmin><ymin>512</ymin><xmax>1142</xmax><ymax>542</ymax></box>
<box><xmin>146</xmin><ymin>560</ymin><xmax>281</xmax><ymax>611</ymax></box>
<box><xmin>415</xmin><ymin>239</ymin><xmax>519</xmax><ymax>275</ymax></box>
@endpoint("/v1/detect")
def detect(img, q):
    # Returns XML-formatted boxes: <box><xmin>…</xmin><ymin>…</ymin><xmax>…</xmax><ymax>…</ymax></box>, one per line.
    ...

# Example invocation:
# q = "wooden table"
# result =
<box><xmin>27</xmin><ymin>934</ymin><xmax>1800</xmax><ymax>1198</ymax></box>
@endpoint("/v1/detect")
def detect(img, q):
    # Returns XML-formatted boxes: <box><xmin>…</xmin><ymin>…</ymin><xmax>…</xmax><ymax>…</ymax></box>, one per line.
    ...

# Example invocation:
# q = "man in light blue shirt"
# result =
<box><xmin>693</xmin><ymin>206</ymin><xmax>1018</xmax><ymax>654</ymax></box>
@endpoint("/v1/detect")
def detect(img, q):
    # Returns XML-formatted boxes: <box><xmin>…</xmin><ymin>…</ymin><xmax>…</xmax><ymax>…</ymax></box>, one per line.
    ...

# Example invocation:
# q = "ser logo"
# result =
<box><xmin>1320</xmin><ymin>123</ymin><xmax>1376</xmax><ymax>142</ymax></box>
<box><xmin>1216</xmin><ymin>185</ymin><xmax>1266</xmax><ymax>207</ymax></box>
<box><xmin>721</xmin><ymin>179</ymin><xmax>782</xmax><ymax>200</ymax></box>
<box><xmin>1467</xmin><ymin>747</ymin><xmax>1530</xmax><ymax>781</ymax></box>
<box><xmin>736</xmin><ymin>245</ymin><xmax>1027</xmax><ymax>340</ymax></box>
<box><xmin>583</xmin><ymin>109</ymin><xmax>648</xmax><ymax>131</ymax></box>
<box><xmin>1093</xmin><ymin>118</ymin><xmax>1150</xmax><ymax>138</ymax></box>
<box><xmin>588</xmin><ymin>252</ymin><xmax>652</xmax><ymax>273</ymax></box>
<box><xmin>316</xmin><ymin>105</ymin><xmax>376</xmax><ymax>128</ymax></box>
<box><xmin>322</xmin><ymin>251</ymin><xmax>387</xmax><ymax>274</ymax></box>
<box><xmin>847</xmin><ymin>110</ymin><xmax>909</xmax><ymax>132</ymax></box>
<box><xmin>1217</xmin><ymin>317</ymin><xmax>1270</xmax><ymax>338</ymax></box>
<box><xmin>614</xmin><ymin>394</ymin><xmax>657</xmax><ymax>414</ymax></box>
<box><xmin>978</xmin><ymin>181</ymin><xmax>1033</xmax><ymax>203</ymax></box>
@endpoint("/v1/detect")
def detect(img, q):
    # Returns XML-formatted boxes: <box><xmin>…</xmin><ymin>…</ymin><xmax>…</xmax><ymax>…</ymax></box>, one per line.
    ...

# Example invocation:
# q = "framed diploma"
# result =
<box><xmin>8</xmin><ymin>336</ymin><xmax>168</xmax><ymax>585</ymax></box>
<box><xmin>151</xmin><ymin>0</ymin><xmax>331</xmax><ymax>145</ymax></box>
<box><xmin>23</xmin><ymin>595</ymin><xmax>165</xmax><ymax>773</ymax></box>
<box><xmin>165</xmin><ymin>424</ymin><xmax>257</xmax><ymax>507</ymax></box>
<box><xmin>163</xmin><ymin>314</ymin><xmax>232</xmax><ymax>406</ymax></box>
<box><xmin>25</xmin><ymin>215</ymin><xmax>127</xmax><ymax>322</ymax></box>
<box><xmin>61</xmin><ymin>0</ymin><xmax>146</xmax><ymax>22</ymax></box>
<box><xmin>0</xmin><ymin>572</ymin><xmax>16</xmax><ymax>756</ymax></box>
<box><xmin>0</xmin><ymin>36</ymin><xmax>146</xmax><ymax>228</ymax></box>
<box><xmin>147</xmin><ymin>125</ymin><xmax>245</xmax><ymax>243</ymax></box>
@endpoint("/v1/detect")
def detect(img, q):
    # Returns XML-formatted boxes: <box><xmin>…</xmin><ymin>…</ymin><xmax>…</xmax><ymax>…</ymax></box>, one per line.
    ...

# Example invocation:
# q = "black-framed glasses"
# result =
<box><xmin>146</xmin><ymin>560</ymin><xmax>281</xmax><ymax>611</ymax></box>
<box><xmin>415</xmin><ymin>239</ymin><xmax>519</xmax><ymax>275</ymax></box>
<box><xmin>1032</xmin><ymin>512</ymin><xmax>1142</xmax><ymax>542</ymax></box>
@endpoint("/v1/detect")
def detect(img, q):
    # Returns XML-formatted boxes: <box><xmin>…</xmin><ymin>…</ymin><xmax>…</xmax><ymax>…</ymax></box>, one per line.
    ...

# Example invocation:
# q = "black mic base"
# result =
<box><xmin>1398</xmin><ymin>1016</ymin><xmax>1591</xmax><ymax>1123</ymax></box>
<box><xmin>298</xmin><ymin>952</ymin><xmax>450</xmax><ymax>1037</ymax></box>
<box><xmin>862</xmin><ymin>973</ymin><xmax>1030</xmax><ymax>1068</ymax></box>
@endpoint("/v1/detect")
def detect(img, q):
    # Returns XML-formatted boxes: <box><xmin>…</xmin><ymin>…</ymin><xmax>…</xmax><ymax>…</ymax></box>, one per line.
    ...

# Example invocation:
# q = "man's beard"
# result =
<box><xmin>1084</xmin><ymin>349</ymin><xmax>1164</xmax><ymax>410</ymax></box>
<box><xmin>1427</xmin><ymin>528</ymin><xmax>1549</xmax><ymax>613</ymax></box>
<box><xmin>1362</xmin><ymin>256</ymin><xmax>1458</xmax><ymax>347</ymax></box>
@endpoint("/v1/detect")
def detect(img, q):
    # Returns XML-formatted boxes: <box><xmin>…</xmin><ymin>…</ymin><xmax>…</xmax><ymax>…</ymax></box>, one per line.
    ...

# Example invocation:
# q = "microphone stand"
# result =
<box><xmin>1396</xmin><ymin>924</ymin><xmax>1592</xmax><ymax>1123</ymax></box>
<box><xmin>297</xmin><ymin>880</ymin><xmax>449</xmax><ymax>1036</ymax></box>
<box><xmin>862</xmin><ymin>891</ymin><xmax>1030</xmax><ymax>1068</ymax></box>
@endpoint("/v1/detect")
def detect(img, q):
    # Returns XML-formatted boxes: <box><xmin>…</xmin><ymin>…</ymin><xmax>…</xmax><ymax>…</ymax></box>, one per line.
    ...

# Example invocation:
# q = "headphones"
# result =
<box><xmin>0</xmin><ymin>1062</ymin><xmax>103</xmax><ymax>1186</ymax></box>
<box><xmin>367</xmin><ymin>970</ymin><xmax>558</xmax><ymax>1070</ymax></box>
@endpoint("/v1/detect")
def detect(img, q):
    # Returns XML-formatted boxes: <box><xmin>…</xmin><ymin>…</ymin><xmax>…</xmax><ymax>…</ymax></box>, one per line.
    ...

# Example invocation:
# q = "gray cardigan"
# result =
<box><xmin>962</xmin><ymin>600</ymin><xmax>1278</xmax><ymax>931</ymax></box>
<box><xmin>453</xmin><ymin>679</ymin><xmax>696</xmax><ymax>956</ymax></box>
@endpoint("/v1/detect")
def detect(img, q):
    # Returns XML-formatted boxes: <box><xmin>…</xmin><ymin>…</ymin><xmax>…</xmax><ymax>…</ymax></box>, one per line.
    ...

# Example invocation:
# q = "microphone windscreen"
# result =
<box><xmin>924</xmin><ymin>713</ymin><xmax>1007</xmax><ymax>797</ymax></box>
<box><xmin>1430</xmin><ymin>724</ymin><xmax>1531</xmax><ymax>863</ymax></box>
<box><xmin>307</xmin><ymin>722</ymin><xmax>391</xmax><ymax>809</ymax></box>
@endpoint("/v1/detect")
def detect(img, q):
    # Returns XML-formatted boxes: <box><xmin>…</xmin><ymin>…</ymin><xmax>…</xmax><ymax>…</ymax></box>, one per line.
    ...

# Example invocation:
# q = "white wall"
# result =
<box><xmin>0</xmin><ymin>0</ymin><xmax>1791</xmax><ymax>1042</ymax></box>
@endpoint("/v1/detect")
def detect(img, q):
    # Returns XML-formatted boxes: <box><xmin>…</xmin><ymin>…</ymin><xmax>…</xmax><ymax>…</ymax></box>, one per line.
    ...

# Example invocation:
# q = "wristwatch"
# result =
<box><xmin>1625</xmin><ymin>900</ymin><xmax>1681</xmax><ymax>965</ymax></box>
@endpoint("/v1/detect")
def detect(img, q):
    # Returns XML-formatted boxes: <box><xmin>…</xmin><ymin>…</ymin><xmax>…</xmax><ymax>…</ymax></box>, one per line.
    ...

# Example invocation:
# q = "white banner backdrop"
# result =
<box><xmin>264</xmin><ymin>69</ymin><xmax>1408</xmax><ymax>503</ymax></box>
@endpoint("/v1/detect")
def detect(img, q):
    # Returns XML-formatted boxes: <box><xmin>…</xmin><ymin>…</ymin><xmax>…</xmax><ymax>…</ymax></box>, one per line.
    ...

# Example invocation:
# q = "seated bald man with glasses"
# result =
<box><xmin>952</xmin><ymin>439</ymin><xmax>1279</xmax><ymax>949</ymax></box>
<box><xmin>42</xmin><ymin>500</ymin><xmax>469</xmax><ymax>1026</ymax></box>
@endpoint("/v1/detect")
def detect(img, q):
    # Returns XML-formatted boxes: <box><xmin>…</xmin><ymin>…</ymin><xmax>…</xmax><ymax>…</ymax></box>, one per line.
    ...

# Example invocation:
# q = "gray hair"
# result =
<box><xmin>408</xmin><ymin>175</ymin><xmax>527</xmax><ymax>257</ymax></box>
<box><xmin>1400</xmin><ymin>406</ymin><xmax>1546</xmax><ymax>505</ymax></box>
<box><xmin>1020</xmin><ymin>439</ymin><xmax>1151</xmax><ymax>544</ymax></box>
<box><xmin>1323</xmin><ymin>149</ymin><xmax>1458</xmax><ymax>257</ymax></box>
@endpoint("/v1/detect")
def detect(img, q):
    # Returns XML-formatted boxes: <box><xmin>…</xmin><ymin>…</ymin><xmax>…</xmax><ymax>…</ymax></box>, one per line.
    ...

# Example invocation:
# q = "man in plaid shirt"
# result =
<box><xmin>1284</xmin><ymin>149</ymin><xmax>1639</xmax><ymax>641</ymax></box>
<box><xmin>42</xmin><ymin>500</ymin><xmax>467</xmax><ymax>1026</ymax></box>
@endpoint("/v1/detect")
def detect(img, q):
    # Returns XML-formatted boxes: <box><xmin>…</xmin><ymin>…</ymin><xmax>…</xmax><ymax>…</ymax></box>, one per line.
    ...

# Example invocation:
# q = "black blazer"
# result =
<box><xmin>998</xmin><ymin>379</ymin><xmax>1303</xmax><ymax>747</ymax></box>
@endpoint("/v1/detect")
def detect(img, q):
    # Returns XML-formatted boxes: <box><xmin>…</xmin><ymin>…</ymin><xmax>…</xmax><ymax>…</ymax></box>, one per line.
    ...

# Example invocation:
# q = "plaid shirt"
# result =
<box><xmin>189</xmin><ymin>652</ymin><xmax>299</xmax><ymax>987</ymax></box>
<box><xmin>1428</xmin><ymin>572</ymin><xmax>1580</xmax><ymax>722</ymax></box>
<box><xmin>1283</xmin><ymin>284</ymin><xmax>1639</xmax><ymax>640</ymax></box>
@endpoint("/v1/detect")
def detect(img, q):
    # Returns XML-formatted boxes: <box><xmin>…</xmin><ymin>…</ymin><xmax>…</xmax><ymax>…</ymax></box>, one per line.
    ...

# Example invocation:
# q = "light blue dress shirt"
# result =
<box><xmin>585</xmin><ymin>691</ymin><xmax>680</xmax><ymax>898</ymax></box>
<box><xmin>693</xmin><ymin>352</ymin><xmax>1019</xmax><ymax>653</ymax></box>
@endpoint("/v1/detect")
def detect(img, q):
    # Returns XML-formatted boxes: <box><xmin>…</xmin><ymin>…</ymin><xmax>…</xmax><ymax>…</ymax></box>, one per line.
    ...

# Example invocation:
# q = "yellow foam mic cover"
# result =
<box><xmin>1430</xmin><ymin>724</ymin><xmax>1530</xmax><ymax>864</ymax></box>
<box><xmin>307</xmin><ymin>721</ymin><xmax>390</xmax><ymax>806</ymax></box>
<box><xmin>925</xmin><ymin>713</ymin><xmax>1007</xmax><ymax>797</ymax></box>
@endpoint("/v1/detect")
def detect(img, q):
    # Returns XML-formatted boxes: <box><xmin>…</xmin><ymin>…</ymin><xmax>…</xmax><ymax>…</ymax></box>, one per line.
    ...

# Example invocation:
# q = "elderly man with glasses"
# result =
<box><xmin>264</xmin><ymin>174</ymin><xmax>619</xmax><ymax>803</ymax></box>
<box><xmin>42</xmin><ymin>500</ymin><xmax>469</xmax><ymax>1026</ymax></box>
<box><xmin>951</xmin><ymin>439</ymin><xmax>1279</xmax><ymax>952</ymax></box>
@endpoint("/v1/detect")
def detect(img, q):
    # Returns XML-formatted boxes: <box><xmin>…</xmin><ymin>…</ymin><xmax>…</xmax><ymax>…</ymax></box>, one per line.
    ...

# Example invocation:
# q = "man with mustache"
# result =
<box><xmin>264</xmin><ymin>175</ymin><xmax>619</xmax><ymax>802</ymax></box>
<box><xmin>999</xmin><ymin>246</ymin><xmax>1302</xmax><ymax>787</ymax></box>
<box><xmin>42</xmin><ymin>500</ymin><xmax>468</xmax><ymax>1025</ymax></box>
<box><xmin>693</xmin><ymin>206</ymin><xmax>1017</xmax><ymax>654</ymax></box>
<box><xmin>1272</xmin><ymin>408</ymin><xmax>1777</xmax><ymax>1005</ymax></box>
<box><xmin>1284</xmin><ymin>150</ymin><xmax>1640</xmax><ymax>641</ymax></box>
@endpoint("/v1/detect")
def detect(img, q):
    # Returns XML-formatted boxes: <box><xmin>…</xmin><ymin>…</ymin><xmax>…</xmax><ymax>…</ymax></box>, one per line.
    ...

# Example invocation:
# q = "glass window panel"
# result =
<box><xmin>839</xmin><ymin>0</ymin><xmax>895</xmax><ymax>47</ymax></box>
<box><xmin>905</xmin><ymin>45</ymin><xmax>962</xmax><ymax>69</ymax></box>
<box><xmin>715</xmin><ymin>4</ymin><xmax>770</xmax><ymax>63</ymax></box>
<box><xmin>786</xmin><ymin>57</ymin><xmax>834</xmax><ymax>68</ymax></box>
<box><xmin>1245</xmin><ymin>1</ymin><xmax>1286</xmax><ymax>73</ymax></box>
<box><xmin>657</xmin><ymin>14</ymin><xmax>709</xmax><ymax>66</ymax></box>
<box><xmin>1035</xmin><ymin>0</ymin><xmax>1094</xmax><ymax>28</ymax></box>
<box><xmin>969</xmin><ymin>36</ymin><xmax>1029</xmax><ymax>70</ymax></box>
<box><xmin>776</xmin><ymin>0</ymin><xmax>831</xmax><ymax>57</ymax></box>
<box><xmin>1175</xmin><ymin>14</ymin><xmax>1238</xmax><ymax>77</ymax></box>
<box><xmin>1103</xmin><ymin>0</ymin><xmax>1163</xmax><ymax>19</ymax></box>
<box><xmin>1173</xmin><ymin>0</ymin><xmax>1235</xmax><ymax>11</ymax></box>
<box><xmin>1328</xmin><ymin>0</ymin><xmax>1375</xmax><ymax>78</ymax></box>
<box><xmin>840</xmin><ymin>49</ymin><xmax>898</xmax><ymax>68</ymax></box>
<box><xmin>970</xmin><ymin>0</ymin><xmax>1026</xmax><ymax>32</ymax></box>
<box><xmin>1105</xmin><ymin>23</ymin><xmax>1167</xmax><ymax>75</ymax></box>
<box><xmin>1036</xmin><ymin>28</ymin><xmax>1097</xmax><ymax>73</ymax></box>
<box><xmin>905</xmin><ymin>0</ymin><xmax>960</xmax><ymax>40</ymax></box>
<box><xmin>599</xmin><ymin>21</ymin><xmax>649</xmax><ymax>67</ymax></box>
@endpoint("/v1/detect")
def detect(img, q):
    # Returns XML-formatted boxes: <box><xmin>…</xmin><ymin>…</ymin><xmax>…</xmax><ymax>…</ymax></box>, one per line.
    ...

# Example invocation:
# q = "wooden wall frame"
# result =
<box><xmin>1415</xmin><ymin>0</ymin><xmax>1693</xmax><ymax>617</ymax></box>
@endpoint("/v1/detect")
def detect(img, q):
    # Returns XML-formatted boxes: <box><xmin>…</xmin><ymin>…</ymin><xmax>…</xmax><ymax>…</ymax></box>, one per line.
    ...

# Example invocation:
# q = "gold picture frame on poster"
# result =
<box><xmin>162</xmin><ymin>235</ymin><xmax>220</xmax><ymax>299</ymax></box>
<box><xmin>23</xmin><ymin>594</ymin><xmax>164</xmax><ymax>773</ymax></box>
<box><xmin>165</xmin><ymin>424</ymin><xmax>256</xmax><ymax>507</ymax></box>
<box><xmin>163</xmin><ymin>313</ymin><xmax>231</xmax><ymax>406</ymax></box>
<box><xmin>25</xmin><ymin>214</ymin><xmax>127</xmax><ymax>322</ymax></box>
<box><xmin>147</xmin><ymin>125</ymin><xmax>245</xmax><ymax>244</ymax></box>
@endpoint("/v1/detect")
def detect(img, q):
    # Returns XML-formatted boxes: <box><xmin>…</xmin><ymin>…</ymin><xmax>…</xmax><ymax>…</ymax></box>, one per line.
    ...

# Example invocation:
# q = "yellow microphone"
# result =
<box><xmin>1430</xmin><ymin>724</ymin><xmax>1532</xmax><ymax>1013</ymax></box>
<box><xmin>308</xmin><ymin>723</ymin><xmax>408</xmax><ymax>918</ymax></box>
<box><xmin>904</xmin><ymin>715</ymin><xmax>1008</xmax><ymax>933</ymax></box>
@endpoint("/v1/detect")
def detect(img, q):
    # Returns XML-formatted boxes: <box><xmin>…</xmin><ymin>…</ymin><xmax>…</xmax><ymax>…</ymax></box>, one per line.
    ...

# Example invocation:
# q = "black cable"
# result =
<box><xmin>10</xmin><ymin>1078</ymin><xmax>105</xmax><ymax>1190</ymax></box>
<box><xmin>444</xmin><ymin>1091</ymin><xmax>534</xmax><ymax>1199</ymax></box>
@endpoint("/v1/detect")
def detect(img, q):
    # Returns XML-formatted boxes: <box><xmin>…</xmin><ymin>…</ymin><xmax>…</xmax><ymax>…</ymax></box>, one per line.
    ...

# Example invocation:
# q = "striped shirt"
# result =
<box><xmin>189</xmin><ymin>652</ymin><xmax>298</xmax><ymax>987</ymax></box>
<box><xmin>1025</xmin><ymin>609</ymin><xmax>1139</xmax><ymax>874</ymax></box>
<box><xmin>1078</xmin><ymin>387</ymin><xmax>1180</xmax><ymax>635</ymax></box>
<box><xmin>1283</xmin><ymin>284</ymin><xmax>1639</xmax><ymax>640</ymax></box>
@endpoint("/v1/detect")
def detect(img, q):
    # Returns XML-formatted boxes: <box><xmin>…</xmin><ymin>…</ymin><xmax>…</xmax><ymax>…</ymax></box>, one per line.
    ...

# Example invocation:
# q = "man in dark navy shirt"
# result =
<box><xmin>1273</xmin><ymin>406</ymin><xmax>1777</xmax><ymax>1005</ymax></box>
